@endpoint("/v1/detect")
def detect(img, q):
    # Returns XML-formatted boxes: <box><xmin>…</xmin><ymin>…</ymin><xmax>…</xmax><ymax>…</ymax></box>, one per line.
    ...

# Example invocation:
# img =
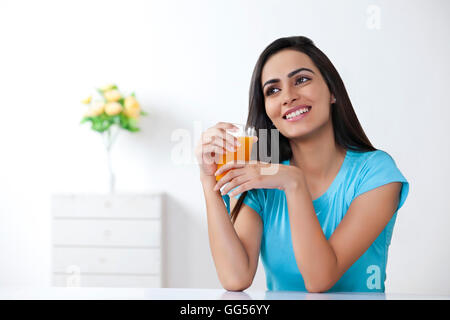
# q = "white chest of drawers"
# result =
<box><xmin>51</xmin><ymin>193</ymin><xmax>164</xmax><ymax>288</ymax></box>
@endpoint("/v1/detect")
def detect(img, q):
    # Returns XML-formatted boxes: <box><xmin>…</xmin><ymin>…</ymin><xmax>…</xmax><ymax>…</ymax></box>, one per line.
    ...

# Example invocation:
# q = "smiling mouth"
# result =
<box><xmin>282</xmin><ymin>106</ymin><xmax>312</xmax><ymax>119</ymax></box>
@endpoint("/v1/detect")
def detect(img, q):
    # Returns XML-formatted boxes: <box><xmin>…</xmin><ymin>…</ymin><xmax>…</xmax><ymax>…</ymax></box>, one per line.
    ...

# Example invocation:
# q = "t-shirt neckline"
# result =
<box><xmin>286</xmin><ymin>149</ymin><xmax>350</xmax><ymax>206</ymax></box>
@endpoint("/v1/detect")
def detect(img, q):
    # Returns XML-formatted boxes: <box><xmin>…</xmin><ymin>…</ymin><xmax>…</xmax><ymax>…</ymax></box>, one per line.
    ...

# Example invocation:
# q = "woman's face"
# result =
<box><xmin>261</xmin><ymin>49</ymin><xmax>334</xmax><ymax>140</ymax></box>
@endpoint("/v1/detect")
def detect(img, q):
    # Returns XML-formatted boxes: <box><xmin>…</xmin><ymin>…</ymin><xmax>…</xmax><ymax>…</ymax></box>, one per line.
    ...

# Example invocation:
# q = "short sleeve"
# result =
<box><xmin>221</xmin><ymin>187</ymin><xmax>265</xmax><ymax>219</ymax></box>
<box><xmin>354</xmin><ymin>150</ymin><xmax>409</xmax><ymax>211</ymax></box>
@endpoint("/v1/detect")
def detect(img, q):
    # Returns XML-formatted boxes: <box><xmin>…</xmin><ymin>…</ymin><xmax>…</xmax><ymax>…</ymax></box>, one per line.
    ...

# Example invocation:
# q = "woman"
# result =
<box><xmin>195</xmin><ymin>36</ymin><xmax>409</xmax><ymax>293</ymax></box>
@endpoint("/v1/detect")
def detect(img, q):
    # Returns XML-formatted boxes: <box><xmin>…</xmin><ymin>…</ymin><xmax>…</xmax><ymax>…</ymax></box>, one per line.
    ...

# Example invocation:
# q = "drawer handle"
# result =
<box><xmin>99</xmin><ymin>257</ymin><xmax>107</xmax><ymax>264</ymax></box>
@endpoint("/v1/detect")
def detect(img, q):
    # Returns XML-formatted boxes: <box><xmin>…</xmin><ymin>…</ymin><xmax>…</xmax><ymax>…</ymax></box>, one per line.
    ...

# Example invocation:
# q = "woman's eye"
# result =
<box><xmin>265</xmin><ymin>76</ymin><xmax>310</xmax><ymax>96</ymax></box>
<box><xmin>266</xmin><ymin>87</ymin><xmax>278</xmax><ymax>96</ymax></box>
<box><xmin>296</xmin><ymin>76</ymin><xmax>310</xmax><ymax>84</ymax></box>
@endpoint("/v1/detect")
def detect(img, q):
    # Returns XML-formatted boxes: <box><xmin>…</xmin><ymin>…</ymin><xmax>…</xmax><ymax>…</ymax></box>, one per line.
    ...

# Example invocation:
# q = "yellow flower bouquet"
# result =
<box><xmin>80</xmin><ymin>84</ymin><xmax>148</xmax><ymax>193</ymax></box>
<box><xmin>81</xmin><ymin>84</ymin><xmax>147</xmax><ymax>133</ymax></box>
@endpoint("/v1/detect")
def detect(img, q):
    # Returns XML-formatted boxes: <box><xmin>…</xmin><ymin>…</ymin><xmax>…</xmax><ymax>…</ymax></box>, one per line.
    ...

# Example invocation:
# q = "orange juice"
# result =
<box><xmin>216</xmin><ymin>136</ymin><xmax>255</xmax><ymax>181</ymax></box>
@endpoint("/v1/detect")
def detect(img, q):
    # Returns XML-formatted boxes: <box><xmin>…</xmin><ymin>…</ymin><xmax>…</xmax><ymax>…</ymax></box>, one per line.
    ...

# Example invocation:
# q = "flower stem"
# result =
<box><xmin>103</xmin><ymin>127</ymin><xmax>118</xmax><ymax>194</ymax></box>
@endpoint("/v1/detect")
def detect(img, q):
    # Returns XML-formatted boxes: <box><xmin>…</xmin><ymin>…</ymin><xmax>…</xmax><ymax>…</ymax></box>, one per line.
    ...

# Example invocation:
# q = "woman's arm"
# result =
<box><xmin>201</xmin><ymin>173</ymin><xmax>263</xmax><ymax>291</ymax></box>
<box><xmin>213</xmin><ymin>160</ymin><xmax>402</xmax><ymax>292</ymax></box>
<box><xmin>285</xmin><ymin>177</ymin><xmax>402</xmax><ymax>293</ymax></box>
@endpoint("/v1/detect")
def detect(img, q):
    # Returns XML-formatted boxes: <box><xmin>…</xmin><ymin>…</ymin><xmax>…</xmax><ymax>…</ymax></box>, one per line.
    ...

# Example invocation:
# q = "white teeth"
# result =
<box><xmin>286</xmin><ymin>107</ymin><xmax>309</xmax><ymax>119</ymax></box>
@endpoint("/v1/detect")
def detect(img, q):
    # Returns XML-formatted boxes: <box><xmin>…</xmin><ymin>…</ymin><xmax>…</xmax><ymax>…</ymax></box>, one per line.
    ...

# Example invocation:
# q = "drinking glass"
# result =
<box><xmin>215</xmin><ymin>123</ymin><xmax>257</xmax><ymax>181</ymax></box>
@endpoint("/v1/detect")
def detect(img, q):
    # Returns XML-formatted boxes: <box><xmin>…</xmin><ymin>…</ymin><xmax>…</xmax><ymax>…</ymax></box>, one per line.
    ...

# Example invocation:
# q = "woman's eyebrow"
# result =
<box><xmin>262</xmin><ymin>67</ymin><xmax>315</xmax><ymax>89</ymax></box>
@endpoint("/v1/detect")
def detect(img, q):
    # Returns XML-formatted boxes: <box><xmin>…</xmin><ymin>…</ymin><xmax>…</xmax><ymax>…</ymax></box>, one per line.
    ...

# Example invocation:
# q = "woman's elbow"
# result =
<box><xmin>303</xmin><ymin>269</ymin><xmax>338</xmax><ymax>293</ymax></box>
<box><xmin>305</xmin><ymin>279</ymin><xmax>334</xmax><ymax>293</ymax></box>
<box><xmin>222</xmin><ymin>277</ymin><xmax>252</xmax><ymax>292</ymax></box>
<box><xmin>305</xmin><ymin>284</ymin><xmax>328</xmax><ymax>293</ymax></box>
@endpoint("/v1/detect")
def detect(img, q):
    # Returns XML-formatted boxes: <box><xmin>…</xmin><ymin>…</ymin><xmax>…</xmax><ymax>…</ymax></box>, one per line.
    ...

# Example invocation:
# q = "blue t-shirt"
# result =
<box><xmin>222</xmin><ymin>149</ymin><xmax>409</xmax><ymax>292</ymax></box>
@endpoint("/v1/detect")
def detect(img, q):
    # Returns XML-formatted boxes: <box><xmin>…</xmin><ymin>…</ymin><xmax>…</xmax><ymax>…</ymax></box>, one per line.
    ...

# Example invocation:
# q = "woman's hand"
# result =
<box><xmin>213</xmin><ymin>161</ymin><xmax>305</xmax><ymax>197</ymax></box>
<box><xmin>194</xmin><ymin>122</ymin><xmax>241</xmax><ymax>177</ymax></box>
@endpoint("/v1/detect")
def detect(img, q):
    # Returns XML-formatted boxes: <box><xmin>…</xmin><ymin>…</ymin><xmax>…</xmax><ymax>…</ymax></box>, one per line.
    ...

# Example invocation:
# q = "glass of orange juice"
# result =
<box><xmin>215</xmin><ymin>123</ymin><xmax>257</xmax><ymax>181</ymax></box>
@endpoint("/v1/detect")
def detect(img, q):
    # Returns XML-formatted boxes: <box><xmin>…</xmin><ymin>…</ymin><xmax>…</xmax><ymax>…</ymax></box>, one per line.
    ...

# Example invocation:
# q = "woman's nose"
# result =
<box><xmin>283</xmin><ymin>97</ymin><xmax>298</xmax><ymax>106</ymax></box>
<box><xmin>282</xmin><ymin>86</ymin><xmax>299</xmax><ymax>106</ymax></box>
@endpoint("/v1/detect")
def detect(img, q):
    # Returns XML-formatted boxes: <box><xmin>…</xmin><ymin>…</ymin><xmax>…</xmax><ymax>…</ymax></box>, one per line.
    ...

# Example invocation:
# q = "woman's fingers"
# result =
<box><xmin>214</xmin><ymin>122</ymin><xmax>240</xmax><ymax>131</ymax></box>
<box><xmin>210</xmin><ymin>136</ymin><xmax>237</xmax><ymax>153</ymax></box>
<box><xmin>220</xmin><ymin>175</ymin><xmax>249</xmax><ymax>195</ymax></box>
<box><xmin>202</xmin><ymin>139</ymin><xmax>234</xmax><ymax>164</ymax></box>
<box><xmin>229</xmin><ymin>181</ymin><xmax>253</xmax><ymax>197</ymax></box>
<box><xmin>213</xmin><ymin>167</ymin><xmax>245</xmax><ymax>191</ymax></box>
<box><xmin>215</xmin><ymin>161</ymin><xmax>246</xmax><ymax>177</ymax></box>
<box><xmin>202</xmin><ymin>128</ymin><xmax>240</xmax><ymax>150</ymax></box>
<box><xmin>202</xmin><ymin>144</ymin><xmax>226</xmax><ymax>164</ymax></box>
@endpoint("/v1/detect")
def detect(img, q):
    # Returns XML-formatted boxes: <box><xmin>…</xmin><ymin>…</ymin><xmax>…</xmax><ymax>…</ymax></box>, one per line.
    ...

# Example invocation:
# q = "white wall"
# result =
<box><xmin>0</xmin><ymin>0</ymin><xmax>449</xmax><ymax>294</ymax></box>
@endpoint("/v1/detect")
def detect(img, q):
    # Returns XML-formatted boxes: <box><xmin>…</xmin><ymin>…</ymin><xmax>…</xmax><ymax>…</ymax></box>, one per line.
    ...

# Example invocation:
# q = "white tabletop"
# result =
<box><xmin>0</xmin><ymin>287</ymin><xmax>448</xmax><ymax>300</ymax></box>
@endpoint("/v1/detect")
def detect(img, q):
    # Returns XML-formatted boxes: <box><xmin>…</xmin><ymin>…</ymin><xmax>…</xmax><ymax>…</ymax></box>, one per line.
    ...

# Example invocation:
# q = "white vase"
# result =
<box><xmin>103</xmin><ymin>126</ymin><xmax>120</xmax><ymax>194</ymax></box>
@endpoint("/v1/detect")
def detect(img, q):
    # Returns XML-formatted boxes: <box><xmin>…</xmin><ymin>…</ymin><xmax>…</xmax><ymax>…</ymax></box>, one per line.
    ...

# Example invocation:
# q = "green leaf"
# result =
<box><xmin>97</xmin><ymin>84</ymin><xmax>118</xmax><ymax>93</ymax></box>
<box><xmin>91</xmin><ymin>118</ymin><xmax>102</xmax><ymax>131</ymax></box>
<box><xmin>128</xmin><ymin>118</ymin><xmax>138</xmax><ymax>127</ymax></box>
<box><xmin>112</xmin><ymin>115</ymin><xmax>121</xmax><ymax>124</ymax></box>
<box><xmin>102</xmin><ymin>116</ymin><xmax>113</xmax><ymax>131</ymax></box>
<box><xmin>127</xmin><ymin>126</ymin><xmax>140</xmax><ymax>132</ymax></box>
<box><xmin>126</xmin><ymin>117</ymin><xmax>140</xmax><ymax>132</ymax></box>
<box><xmin>119</xmin><ymin>113</ymin><xmax>129</xmax><ymax>128</ymax></box>
<box><xmin>80</xmin><ymin>116</ymin><xmax>92</xmax><ymax>124</ymax></box>
<box><xmin>140</xmin><ymin>111</ymin><xmax>148</xmax><ymax>116</ymax></box>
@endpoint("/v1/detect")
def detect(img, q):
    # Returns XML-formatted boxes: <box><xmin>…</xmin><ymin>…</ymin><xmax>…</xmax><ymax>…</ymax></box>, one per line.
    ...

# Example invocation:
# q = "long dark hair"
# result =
<box><xmin>230</xmin><ymin>36</ymin><xmax>377</xmax><ymax>224</ymax></box>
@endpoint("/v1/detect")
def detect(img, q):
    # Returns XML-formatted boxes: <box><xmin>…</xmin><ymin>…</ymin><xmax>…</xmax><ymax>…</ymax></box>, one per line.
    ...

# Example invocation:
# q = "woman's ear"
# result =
<box><xmin>330</xmin><ymin>94</ymin><xmax>336</xmax><ymax>104</ymax></box>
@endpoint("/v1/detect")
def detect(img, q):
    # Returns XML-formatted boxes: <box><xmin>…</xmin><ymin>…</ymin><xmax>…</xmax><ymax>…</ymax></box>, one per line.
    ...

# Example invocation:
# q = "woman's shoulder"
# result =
<box><xmin>346</xmin><ymin>148</ymin><xmax>396</xmax><ymax>167</ymax></box>
<box><xmin>346</xmin><ymin>148</ymin><xmax>409</xmax><ymax>209</ymax></box>
<box><xmin>344</xmin><ymin>148</ymin><xmax>406</xmax><ymax>188</ymax></box>
<box><xmin>346</xmin><ymin>148</ymin><xmax>406</xmax><ymax>184</ymax></box>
